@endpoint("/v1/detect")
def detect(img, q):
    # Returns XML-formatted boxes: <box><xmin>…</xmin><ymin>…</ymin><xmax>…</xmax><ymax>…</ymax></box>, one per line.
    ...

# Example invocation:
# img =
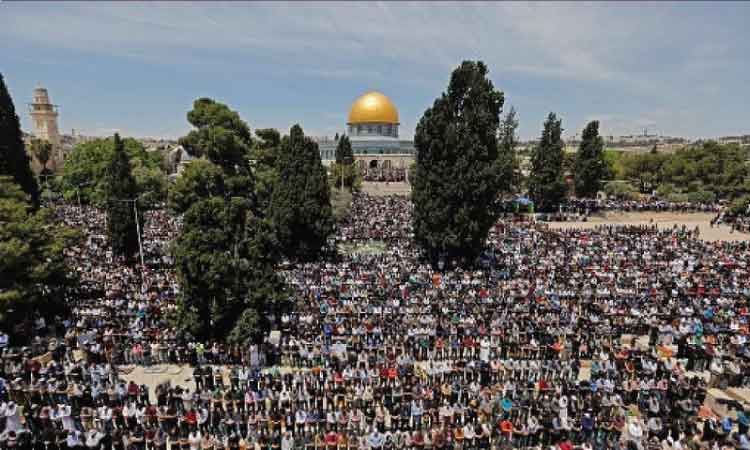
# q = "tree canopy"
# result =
<box><xmin>171</xmin><ymin>98</ymin><xmax>288</xmax><ymax>343</ymax></box>
<box><xmin>268</xmin><ymin>124</ymin><xmax>333</xmax><ymax>261</ymax></box>
<box><xmin>250</xmin><ymin>128</ymin><xmax>282</xmax><ymax>214</ymax></box>
<box><xmin>0</xmin><ymin>176</ymin><xmax>78</xmax><ymax>341</ymax></box>
<box><xmin>528</xmin><ymin>113</ymin><xmax>567</xmax><ymax>211</ymax></box>
<box><xmin>412</xmin><ymin>61</ymin><xmax>506</xmax><ymax>264</ymax></box>
<box><xmin>61</xmin><ymin>136</ymin><xmax>165</xmax><ymax>206</ymax></box>
<box><xmin>0</xmin><ymin>73</ymin><xmax>39</xmax><ymax>206</ymax></box>
<box><xmin>573</xmin><ymin>120</ymin><xmax>606</xmax><ymax>198</ymax></box>
<box><xmin>179</xmin><ymin>98</ymin><xmax>253</xmax><ymax>175</ymax></box>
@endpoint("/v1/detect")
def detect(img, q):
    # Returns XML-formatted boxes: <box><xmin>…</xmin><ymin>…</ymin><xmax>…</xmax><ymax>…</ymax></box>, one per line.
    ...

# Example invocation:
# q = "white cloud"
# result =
<box><xmin>2</xmin><ymin>2</ymin><xmax>748</xmax><ymax>139</ymax></box>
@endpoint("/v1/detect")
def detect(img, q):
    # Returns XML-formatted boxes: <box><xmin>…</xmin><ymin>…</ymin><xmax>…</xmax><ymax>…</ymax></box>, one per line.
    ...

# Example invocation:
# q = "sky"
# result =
<box><xmin>1</xmin><ymin>2</ymin><xmax>749</xmax><ymax>141</ymax></box>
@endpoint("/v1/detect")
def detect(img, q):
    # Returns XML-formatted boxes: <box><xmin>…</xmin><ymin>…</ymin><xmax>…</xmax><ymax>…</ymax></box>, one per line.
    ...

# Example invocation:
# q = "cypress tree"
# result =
<box><xmin>269</xmin><ymin>124</ymin><xmax>333</xmax><ymax>261</ymax></box>
<box><xmin>528</xmin><ymin>113</ymin><xmax>567</xmax><ymax>211</ymax></box>
<box><xmin>573</xmin><ymin>120</ymin><xmax>606</xmax><ymax>198</ymax></box>
<box><xmin>105</xmin><ymin>133</ymin><xmax>140</xmax><ymax>260</ymax></box>
<box><xmin>333</xmin><ymin>135</ymin><xmax>356</xmax><ymax>190</ymax></box>
<box><xmin>335</xmin><ymin>135</ymin><xmax>354</xmax><ymax>165</ymax></box>
<box><xmin>412</xmin><ymin>61</ymin><xmax>505</xmax><ymax>264</ymax></box>
<box><xmin>0</xmin><ymin>73</ymin><xmax>39</xmax><ymax>206</ymax></box>
<box><xmin>498</xmin><ymin>106</ymin><xmax>520</xmax><ymax>193</ymax></box>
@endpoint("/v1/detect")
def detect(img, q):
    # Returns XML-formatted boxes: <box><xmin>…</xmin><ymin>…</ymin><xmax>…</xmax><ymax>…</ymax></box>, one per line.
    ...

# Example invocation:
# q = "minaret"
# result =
<box><xmin>28</xmin><ymin>85</ymin><xmax>63</xmax><ymax>171</ymax></box>
<box><xmin>29</xmin><ymin>85</ymin><xmax>60</xmax><ymax>147</ymax></box>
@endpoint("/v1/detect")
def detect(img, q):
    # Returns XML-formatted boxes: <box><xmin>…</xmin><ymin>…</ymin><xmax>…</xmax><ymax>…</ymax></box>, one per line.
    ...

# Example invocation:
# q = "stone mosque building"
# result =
<box><xmin>317</xmin><ymin>91</ymin><xmax>415</xmax><ymax>180</ymax></box>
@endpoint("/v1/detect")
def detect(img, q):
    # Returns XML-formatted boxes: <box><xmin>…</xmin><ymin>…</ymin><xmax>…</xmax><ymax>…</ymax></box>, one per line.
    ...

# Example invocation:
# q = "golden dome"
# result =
<box><xmin>347</xmin><ymin>91</ymin><xmax>399</xmax><ymax>124</ymax></box>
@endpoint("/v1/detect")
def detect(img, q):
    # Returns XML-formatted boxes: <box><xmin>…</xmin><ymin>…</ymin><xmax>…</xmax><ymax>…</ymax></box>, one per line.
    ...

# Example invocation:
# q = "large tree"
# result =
<box><xmin>528</xmin><ymin>113</ymin><xmax>567</xmax><ymax>211</ymax></box>
<box><xmin>172</xmin><ymin>192</ymin><xmax>287</xmax><ymax>342</ymax></box>
<box><xmin>179</xmin><ymin>98</ymin><xmax>253</xmax><ymax>177</ymax></box>
<box><xmin>573</xmin><ymin>120</ymin><xmax>606</xmax><ymax>198</ymax></box>
<box><xmin>171</xmin><ymin>99</ymin><xmax>288</xmax><ymax>342</ymax></box>
<box><xmin>268</xmin><ymin>124</ymin><xmax>333</xmax><ymax>261</ymax></box>
<box><xmin>412</xmin><ymin>60</ymin><xmax>506</xmax><ymax>264</ymax></box>
<box><xmin>0</xmin><ymin>176</ymin><xmax>78</xmax><ymax>341</ymax></box>
<box><xmin>0</xmin><ymin>73</ymin><xmax>39</xmax><ymax>206</ymax></box>
<box><xmin>104</xmin><ymin>133</ymin><xmax>141</xmax><ymax>260</ymax></box>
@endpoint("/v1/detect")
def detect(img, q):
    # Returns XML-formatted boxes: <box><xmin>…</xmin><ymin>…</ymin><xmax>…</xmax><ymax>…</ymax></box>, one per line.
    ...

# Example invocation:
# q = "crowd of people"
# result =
<box><xmin>532</xmin><ymin>200</ymin><xmax>723</xmax><ymax>223</ymax></box>
<box><xmin>361</xmin><ymin>168</ymin><xmax>408</xmax><ymax>183</ymax></box>
<box><xmin>559</xmin><ymin>200</ymin><xmax>722</xmax><ymax>216</ymax></box>
<box><xmin>0</xmin><ymin>195</ymin><xmax>749</xmax><ymax>450</ymax></box>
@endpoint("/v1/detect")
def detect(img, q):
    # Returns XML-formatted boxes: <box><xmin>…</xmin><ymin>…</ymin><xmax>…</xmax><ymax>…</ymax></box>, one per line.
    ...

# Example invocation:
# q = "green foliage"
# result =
<box><xmin>412</xmin><ymin>61</ymin><xmax>506</xmax><ymax>264</ymax></box>
<box><xmin>172</xmin><ymin>197</ymin><xmax>287</xmax><ymax>342</ymax></box>
<box><xmin>173</xmin><ymin>197</ymin><xmax>247</xmax><ymax>338</ymax></box>
<box><xmin>0</xmin><ymin>176</ymin><xmax>78</xmax><ymax>340</ymax></box>
<box><xmin>227</xmin><ymin>309</ymin><xmax>261</xmax><ymax>345</ymax></box>
<box><xmin>728</xmin><ymin>195</ymin><xmax>750</xmax><ymax>215</ymax></box>
<box><xmin>132</xmin><ymin>158</ymin><xmax>167</xmax><ymax>209</ymax></box>
<box><xmin>602</xmin><ymin>150</ymin><xmax>624</xmax><ymax>180</ymax></box>
<box><xmin>179</xmin><ymin>98</ymin><xmax>252</xmax><ymax>174</ymax></box>
<box><xmin>335</xmin><ymin>135</ymin><xmax>354</xmax><ymax>165</ymax></box>
<box><xmin>255</xmin><ymin>128</ymin><xmax>281</xmax><ymax>150</ymax></box>
<box><xmin>660</xmin><ymin>141</ymin><xmax>748</xmax><ymax>199</ymax></box>
<box><xmin>620</xmin><ymin>152</ymin><xmax>666</xmax><ymax>194</ymax></box>
<box><xmin>656</xmin><ymin>183</ymin><xmax>676</xmax><ymax>197</ymax></box>
<box><xmin>619</xmin><ymin>141</ymin><xmax>749</xmax><ymax>199</ymax></box>
<box><xmin>665</xmin><ymin>192</ymin><xmax>689</xmax><ymax>203</ymax></box>
<box><xmin>168</xmin><ymin>160</ymin><xmax>227</xmax><ymax>215</ymax></box>
<box><xmin>329</xmin><ymin>163</ymin><xmax>362</xmax><ymax>192</ymax></box>
<box><xmin>250</xmin><ymin>128</ymin><xmax>282</xmax><ymax>214</ymax></box>
<box><xmin>574</xmin><ymin>121</ymin><xmax>606</xmax><ymax>198</ymax></box>
<box><xmin>30</xmin><ymin>138</ymin><xmax>53</xmax><ymax>172</ymax></box>
<box><xmin>61</xmin><ymin>136</ymin><xmax>164</xmax><ymax>205</ymax></box>
<box><xmin>528</xmin><ymin>113</ymin><xmax>567</xmax><ymax>211</ymax></box>
<box><xmin>269</xmin><ymin>124</ymin><xmax>333</xmax><ymax>261</ymax></box>
<box><xmin>603</xmin><ymin>180</ymin><xmax>637</xmax><ymax>200</ymax></box>
<box><xmin>172</xmin><ymin>98</ymin><xmax>287</xmax><ymax>343</ymax></box>
<box><xmin>0</xmin><ymin>73</ymin><xmax>39</xmax><ymax>206</ymax></box>
<box><xmin>497</xmin><ymin>107</ymin><xmax>519</xmax><ymax>193</ymax></box>
<box><xmin>186</xmin><ymin>98</ymin><xmax>253</xmax><ymax>144</ymax></box>
<box><xmin>686</xmin><ymin>190</ymin><xmax>716</xmax><ymax>204</ymax></box>
<box><xmin>104</xmin><ymin>134</ymin><xmax>141</xmax><ymax>260</ymax></box>
<box><xmin>178</xmin><ymin>98</ymin><xmax>255</xmax><ymax>210</ymax></box>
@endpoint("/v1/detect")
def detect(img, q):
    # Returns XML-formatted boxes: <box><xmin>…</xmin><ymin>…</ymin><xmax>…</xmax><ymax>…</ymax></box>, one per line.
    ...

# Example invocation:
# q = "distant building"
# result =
<box><xmin>317</xmin><ymin>90</ymin><xmax>415</xmax><ymax>181</ymax></box>
<box><xmin>27</xmin><ymin>85</ymin><xmax>65</xmax><ymax>172</ymax></box>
